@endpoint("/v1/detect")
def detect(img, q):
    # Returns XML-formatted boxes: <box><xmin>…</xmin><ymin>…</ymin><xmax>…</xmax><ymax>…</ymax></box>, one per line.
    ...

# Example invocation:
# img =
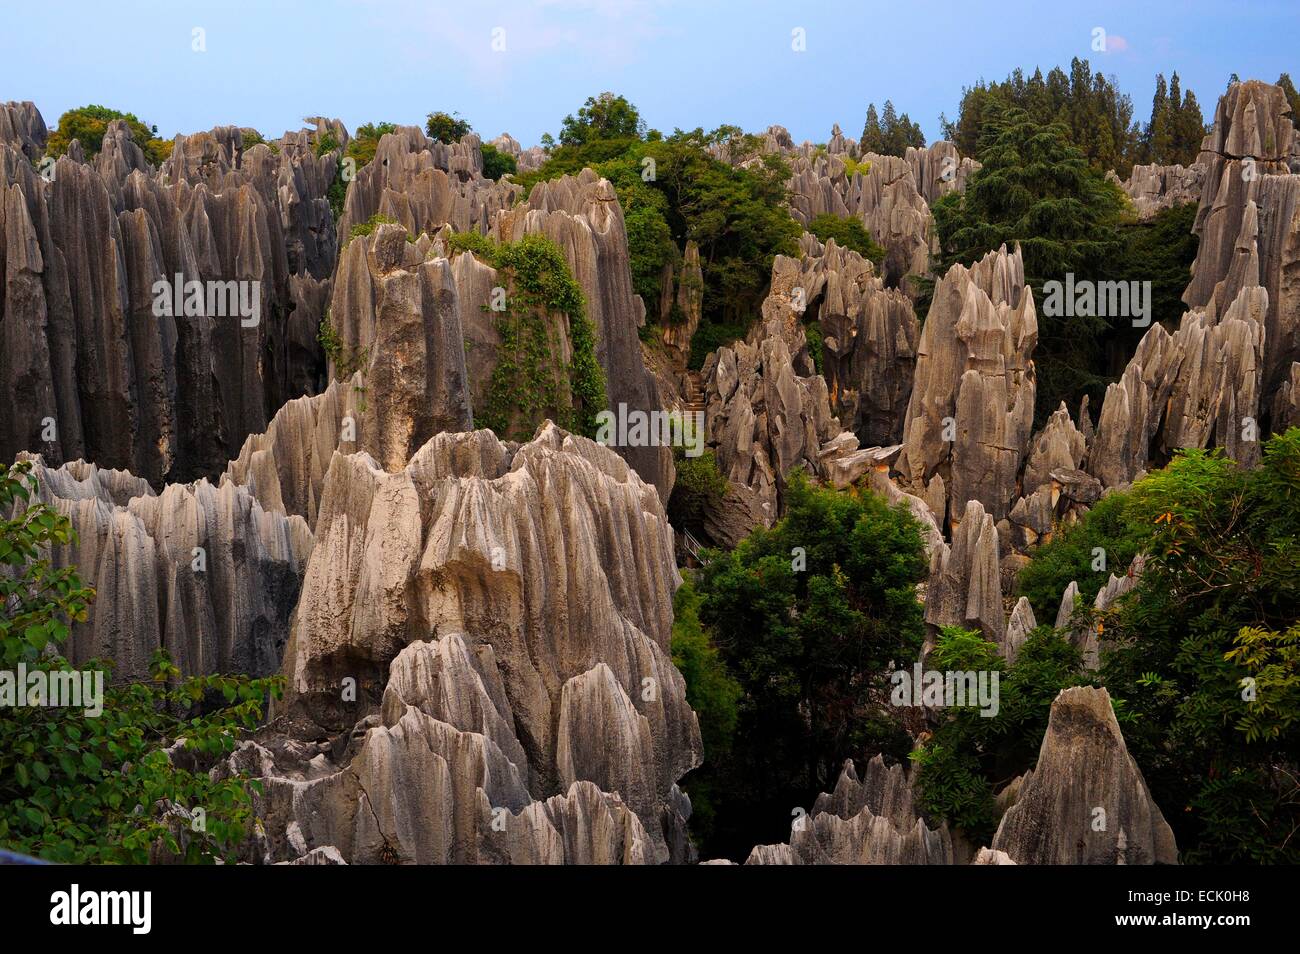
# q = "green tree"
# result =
<box><xmin>425</xmin><ymin>111</ymin><xmax>471</xmax><ymax>144</ymax></box>
<box><xmin>861</xmin><ymin>103</ymin><xmax>884</xmax><ymax>153</ymax></box>
<box><xmin>45</xmin><ymin>104</ymin><xmax>172</xmax><ymax>165</ymax></box>
<box><xmin>1278</xmin><ymin>74</ymin><xmax>1300</xmax><ymax>123</ymax></box>
<box><xmin>480</xmin><ymin>142</ymin><xmax>517</xmax><ymax>181</ymax></box>
<box><xmin>944</xmin><ymin>61</ymin><xmax>1138</xmax><ymax>176</ymax></box>
<box><xmin>932</xmin><ymin>103</ymin><xmax>1127</xmax><ymax>423</ymax></box>
<box><xmin>558</xmin><ymin>92</ymin><xmax>644</xmax><ymax>146</ymax></box>
<box><xmin>688</xmin><ymin>473</ymin><xmax>928</xmax><ymax>859</ymax></box>
<box><xmin>1101</xmin><ymin>431</ymin><xmax>1300</xmax><ymax>862</ymax></box>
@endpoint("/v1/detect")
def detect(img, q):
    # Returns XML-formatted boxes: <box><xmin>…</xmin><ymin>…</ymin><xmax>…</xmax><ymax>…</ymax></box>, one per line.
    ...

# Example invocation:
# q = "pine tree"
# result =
<box><xmin>861</xmin><ymin>103</ymin><xmax>884</xmax><ymax>153</ymax></box>
<box><xmin>1146</xmin><ymin>73</ymin><xmax>1172</xmax><ymax>164</ymax></box>
<box><xmin>879</xmin><ymin>100</ymin><xmax>900</xmax><ymax>154</ymax></box>
<box><xmin>1172</xmin><ymin>86</ymin><xmax>1206</xmax><ymax>166</ymax></box>
<box><xmin>1278</xmin><ymin>73</ymin><xmax>1300</xmax><ymax>122</ymax></box>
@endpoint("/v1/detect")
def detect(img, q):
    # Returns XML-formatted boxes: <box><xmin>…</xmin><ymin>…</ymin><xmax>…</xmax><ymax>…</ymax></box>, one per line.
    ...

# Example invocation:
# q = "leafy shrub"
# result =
<box><xmin>808</xmin><ymin>213</ymin><xmax>886</xmax><ymax>267</ymax></box>
<box><xmin>425</xmin><ymin>111</ymin><xmax>471</xmax><ymax>144</ymax></box>
<box><xmin>0</xmin><ymin>461</ymin><xmax>278</xmax><ymax>863</ymax></box>
<box><xmin>346</xmin><ymin>121</ymin><xmax>398</xmax><ymax>169</ymax></box>
<box><xmin>1015</xmin><ymin>490</ymin><xmax>1145</xmax><ymax>622</ymax></box>
<box><xmin>667</xmin><ymin>446</ymin><xmax>727</xmax><ymax>530</ymax></box>
<box><xmin>480</xmin><ymin>143</ymin><xmax>517</xmax><ymax>181</ymax></box>
<box><xmin>45</xmin><ymin>104</ymin><xmax>172</xmax><ymax>165</ymax></box>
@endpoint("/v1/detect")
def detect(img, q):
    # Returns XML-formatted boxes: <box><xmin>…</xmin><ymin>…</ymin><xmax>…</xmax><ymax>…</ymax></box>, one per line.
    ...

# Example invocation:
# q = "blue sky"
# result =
<box><xmin>3</xmin><ymin>0</ymin><xmax>1296</xmax><ymax>148</ymax></box>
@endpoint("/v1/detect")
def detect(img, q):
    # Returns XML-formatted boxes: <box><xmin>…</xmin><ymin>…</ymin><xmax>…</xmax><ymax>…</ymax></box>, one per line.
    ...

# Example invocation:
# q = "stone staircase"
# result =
<box><xmin>683</xmin><ymin>370</ymin><xmax>706</xmax><ymax>421</ymax></box>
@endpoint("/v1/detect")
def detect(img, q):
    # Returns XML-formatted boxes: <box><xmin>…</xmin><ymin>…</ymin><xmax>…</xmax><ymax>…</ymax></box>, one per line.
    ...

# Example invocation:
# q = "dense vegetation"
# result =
<box><xmin>807</xmin><ymin>213</ymin><xmax>886</xmax><ymax>267</ymax></box>
<box><xmin>519</xmin><ymin>93</ymin><xmax>802</xmax><ymax>358</ymax></box>
<box><xmin>0</xmin><ymin>462</ymin><xmax>276</xmax><ymax>863</ymax></box>
<box><xmin>446</xmin><ymin>231</ymin><xmax>607</xmax><ymax>440</ymax></box>
<box><xmin>45</xmin><ymin>104</ymin><xmax>173</xmax><ymax>165</ymax></box>
<box><xmin>932</xmin><ymin>103</ymin><xmax>1198</xmax><ymax>423</ymax></box>
<box><xmin>860</xmin><ymin>101</ymin><xmax>925</xmax><ymax>156</ymax></box>
<box><xmin>681</xmin><ymin>473</ymin><xmax>928</xmax><ymax>859</ymax></box>
<box><xmin>911</xmin><ymin>432</ymin><xmax>1300</xmax><ymax>860</ymax></box>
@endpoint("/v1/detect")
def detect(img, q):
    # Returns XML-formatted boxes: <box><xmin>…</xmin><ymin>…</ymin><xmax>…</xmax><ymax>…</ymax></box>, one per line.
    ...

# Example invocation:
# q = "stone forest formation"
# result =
<box><xmin>1</xmin><ymin>9</ymin><xmax>1298</xmax><ymax>895</ymax></box>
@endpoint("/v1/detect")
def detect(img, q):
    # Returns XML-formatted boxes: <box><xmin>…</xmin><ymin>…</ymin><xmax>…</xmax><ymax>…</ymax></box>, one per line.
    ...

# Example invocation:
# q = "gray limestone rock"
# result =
<box><xmin>991</xmin><ymin>687</ymin><xmax>1178</xmax><ymax>864</ymax></box>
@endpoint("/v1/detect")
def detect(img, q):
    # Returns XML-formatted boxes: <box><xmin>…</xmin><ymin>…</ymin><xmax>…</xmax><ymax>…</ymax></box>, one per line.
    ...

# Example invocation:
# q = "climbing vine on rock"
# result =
<box><xmin>447</xmin><ymin>231</ymin><xmax>607</xmax><ymax>441</ymax></box>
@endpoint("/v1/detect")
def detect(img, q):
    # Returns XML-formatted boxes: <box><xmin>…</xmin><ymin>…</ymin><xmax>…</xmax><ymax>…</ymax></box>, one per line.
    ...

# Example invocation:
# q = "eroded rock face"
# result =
<box><xmin>16</xmin><ymin>453</ymin><xmax>311</xmax><ymax>683</ymax></box>
<box><xmin>795</xmin><ymin>236</ymin><xmax>920</xmax><ymax>445</ymax></box>
<box><xmin>0</xmin><ymin>108</ymin><xmax>343</xmax><ymax>486</ymax></box>
<box><xmin>743</xmin><ymin>755</ymin><xmax>952</xmax><ymax>865</ymax></box>
<box><xmin>1114</xmin><ymin>163</ymin><xmax>1206</xmax><ymax>219</ymax></box>
<box><xmin>488</xmin><ymin>133</ymin><xmax>546</xmax><ymax>174</ymax></box>
<box><xmin>492</xmin><ymin>170</ymin><xmax>674</xmax><ymax>500</ymax></box>
<box><xmin>897</xmin><ymin>245</ymin><xmax>1038</xmax><ymax>527</ymax></box>
<box><xmin>925</xmin><ymin>499</ymin><xmax>1003</xmax><ymax>643</ymax></box>
<box><xmin>700</xmin><ymin>318</ymin><xmax>842</xmax><ymax>521</ymax></box>
<box><xmin>1090</xmin><ymin>284</ymin><xmax>1268</xmax><ymax>488</ymax></box>
<box><xmin>659</xmin><ymin>240</ymin><xmax>703</xmax><ymax>380</ymax></box>
<box><xmin>1182</xmin><ymin>80</ymin><xmax>1300</xmax><ymax>403</ymax></box>
<box><xmin>337</xmin><ymin>127</ymin><xmax>520</xmax><ymax>239</ymax></box>
<box><xmin>991</xmin><ymin>687</ymin><xmax>1178</xmax><ymax>864</ymax></box>
<box><xmin>255</xmin><ymin>422</ymin><xmax>700</xmax><ymax>862</ymax></box>
<box><xmin>787</xmin><ymin>150</ymin><xmax>932</xmax><ymax>290</ymax></box>
<box><xmin>0</xmin><ymin>101</ymin><xmax>47</xmax><ymax>160</ymax></box>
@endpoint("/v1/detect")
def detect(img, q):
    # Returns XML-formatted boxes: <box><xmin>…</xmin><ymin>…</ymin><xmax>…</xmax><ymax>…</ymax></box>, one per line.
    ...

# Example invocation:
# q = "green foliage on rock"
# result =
<box><xmin>45</xmin><ymin>104</ymin><xmax>172</xmax><ymax>165</ymax></box>
<box><xmin>685</xmin><ymin>473</ymin><xmax>928</xmax><ymax>859</ymax></box>
<box><xmin>808</xmin><ymin>213</ymin><xmax>886</xmax><ymax>267</ymax></box>
<box><xmin>0</xmin><ymin>461</ymin><xmax>278</xmax><ymax>863</ymax></box>
<box><xmin>346</xmin><ymin>121</ymin><xmax>397</xmax><ymax>169</ymax></box>
<box><xmin>425</xmin><ymin>110</ymin><xmax>471</xmax><ymax>144</ymax></box>
<box><xmin>448</xmin><ymin>232</ymin><xmax>607</xmax><ymax>441</ymax></box>
<box><xmin>519</xmin><ymin>96</ymin><xmax>801</xmax><ymax>346</ymax></box>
